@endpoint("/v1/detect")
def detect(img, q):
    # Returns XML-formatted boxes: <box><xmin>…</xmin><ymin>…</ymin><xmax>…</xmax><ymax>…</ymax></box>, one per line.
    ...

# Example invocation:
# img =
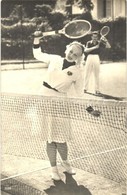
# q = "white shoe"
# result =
<box><xmin>62</xmin><ymin>160</ymin><xmax>76</xmax><ymax>175</ymax></box>
<box><xmin>51</xmin><ymin>166</ymin><xmax>61</xmax><ymax>181</ymax></box>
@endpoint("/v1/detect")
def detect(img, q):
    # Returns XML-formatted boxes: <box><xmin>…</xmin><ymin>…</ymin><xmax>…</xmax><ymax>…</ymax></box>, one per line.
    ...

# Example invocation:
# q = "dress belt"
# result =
<box><xmin>43</xmin><ymin>81</ymin><xmax>59</xmax><ymax>92</ymax></box>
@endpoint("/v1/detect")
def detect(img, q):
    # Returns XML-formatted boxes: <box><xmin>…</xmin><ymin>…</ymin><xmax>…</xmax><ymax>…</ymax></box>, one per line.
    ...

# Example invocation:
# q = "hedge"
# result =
<box><xmin>1</xmin><ymin>16</ymin><xmax>126</xmax><ymax>61</ymax></box>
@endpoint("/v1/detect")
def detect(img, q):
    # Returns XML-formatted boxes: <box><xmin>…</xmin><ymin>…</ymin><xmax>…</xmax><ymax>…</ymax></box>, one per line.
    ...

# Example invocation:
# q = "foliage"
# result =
<box><xmin>72</xmin><ymin>0</ymin><xmax>94</xmax><ymax>12</ymax></box>
<box><xmin>9</xmin><ymin>5</ymin><xmax>27</xmax><ymax>20</ymax></box>
<box><xmin>1</xmin><ymin>16</ymin><xmax>126</xmax><ymax>61</ymax></box>
<box><xmin>1</xmin><ymin>0</ymin><xmax>57</xmax><ymax>18</ymax></box>
<box><xmin>1</xmin><ymin>22</ymin><xmax>35</xmax><ymax>40</ymax></box>
<box><xmin>73</xmin><ymin>12</ymin><xmax>93</xmax><ymax>21</ymax></box>
<box><xmin>47</xmin><ymin>10</ymin><xmax>67</xmax><ymax>30</ymax></box>
<box><xmin>34</xmin><ymin>4</ymin><xmax>52</xmax><ymax>17</ymax></box>
<box><xmin>1</xmin><ymin>18</ymin><xmax>18</xmax><ymax>25</ymax></box>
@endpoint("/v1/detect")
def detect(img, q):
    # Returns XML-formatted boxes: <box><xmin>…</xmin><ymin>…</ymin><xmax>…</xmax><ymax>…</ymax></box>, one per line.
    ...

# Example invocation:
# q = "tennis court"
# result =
<box><xmin>1</xmin><ymin>62</ymin><xmax>127</xmax><ymax>98</ymax></box>
<box><xmin>1</xmin><ymin>62</ymin><xmax>127</xmax><ymax>195</ymax></box>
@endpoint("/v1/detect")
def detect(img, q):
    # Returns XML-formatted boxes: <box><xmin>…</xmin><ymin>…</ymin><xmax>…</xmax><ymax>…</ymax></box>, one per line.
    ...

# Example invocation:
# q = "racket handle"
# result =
<box><xmin>42</xmin><ymin>30</ymin><xmax>59</xmax><ymax>36</ymax></box>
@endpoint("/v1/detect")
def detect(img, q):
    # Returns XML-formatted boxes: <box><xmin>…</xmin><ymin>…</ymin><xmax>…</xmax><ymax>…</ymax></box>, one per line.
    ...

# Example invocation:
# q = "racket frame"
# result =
<box><xmin>41</xmin><ymin>19</ymin><xmax>92</xmax><ymax>39</ymax></box>
<box><xmin>100</xmin><ymin>26</ymin><xmax>110</xmax><ymax>37</ymax></box>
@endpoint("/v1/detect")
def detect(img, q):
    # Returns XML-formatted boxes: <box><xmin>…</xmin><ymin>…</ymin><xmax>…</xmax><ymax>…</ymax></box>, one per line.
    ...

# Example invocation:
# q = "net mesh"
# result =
<box><xmin>1</xmin><ymin>93</ymin><xmax>127</xmax><ymax>184</ymax></box>
<box><xmin>1</xmin><ymin>174</ymin><xmax>44</xmax><ymax>195</ymax></box>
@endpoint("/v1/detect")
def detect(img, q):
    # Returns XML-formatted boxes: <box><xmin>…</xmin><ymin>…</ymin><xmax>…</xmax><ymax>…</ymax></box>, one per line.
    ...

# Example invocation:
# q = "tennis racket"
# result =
<box><xmin>39</xmin><ymin>20</ymin><xmax>91</xmax><ymax>39</ymax></box>
<box><xmin>100</xmin><ymin>26</ymin><xmax>110</xmax><ymax>37</ymax></box>
<box><xmin>99</xmin><ymin>26</ymin><xmax>110</xmax><ymax>45</ymax></box>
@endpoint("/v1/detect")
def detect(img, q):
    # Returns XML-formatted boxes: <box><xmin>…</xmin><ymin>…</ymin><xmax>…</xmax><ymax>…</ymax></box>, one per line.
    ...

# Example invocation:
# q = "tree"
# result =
<box><xmin>74</xmin><ymin>0</ymin><xmax>94</xmax><ymax>12</ymax></box>
<box><xmin>34</xmin><ymin>4</ymin><xmax>52</xmax><ymax>17</ymax></box>
<box><xmin>9</xmin><ymin>5</ymin><xmax>27</xmax><ymax>21</ymax></box>
<box><xmin>65</xmin><ymin>0</ymin><xmax>73</xmax><ymax>16</ymax></box>
<box><xmin>65</xmin><ymin>0</ymin><xmax>94</xmax><ymax>20</ymax></box>
<box><xmin>71</xmin><ymin>0</ymin><xmax>94</xmax><ymax>21</ymax></box>
<box><xmin>48</xmin><ymin>10</ymin><xmax>67</xmax><ymax>30</ymax></box>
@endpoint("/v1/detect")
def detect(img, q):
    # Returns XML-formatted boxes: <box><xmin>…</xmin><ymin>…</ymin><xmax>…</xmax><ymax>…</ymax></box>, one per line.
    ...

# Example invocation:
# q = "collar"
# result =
<box><xmin>62</xmin><ymin>58</ymin><xmax>75</xmax><ymax>70</ymax></box>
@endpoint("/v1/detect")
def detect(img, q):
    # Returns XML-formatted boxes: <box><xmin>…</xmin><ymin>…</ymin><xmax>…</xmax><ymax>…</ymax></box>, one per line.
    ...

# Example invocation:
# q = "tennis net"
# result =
<box><xmin>1</xmin><ymin>174</ymin><xmax>44</xmax><ymax>195</ymax></box>
<box><xmin>1</xmin><ymin>93</ymin><xmax>127</xmax><ymax>184</ymax></box>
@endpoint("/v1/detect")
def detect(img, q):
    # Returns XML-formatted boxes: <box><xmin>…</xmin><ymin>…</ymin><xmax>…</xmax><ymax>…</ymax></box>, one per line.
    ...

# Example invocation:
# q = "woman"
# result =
<box><xmin>33</xmin><ymin>31</ymin><xmax>85</xmax><ymax>181</ymax></box>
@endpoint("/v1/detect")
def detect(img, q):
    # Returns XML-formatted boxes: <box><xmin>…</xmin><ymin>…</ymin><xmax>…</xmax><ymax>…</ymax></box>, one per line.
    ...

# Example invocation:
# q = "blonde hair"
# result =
<box><xmin>65</xmin><ymin>41</ymin><xmax>85</xmax><ymax>67</ymax></box>
<box><xmin>66</xmin><ymin>41</ymin><xmax>85</xmax><ymax>54</ymax></box>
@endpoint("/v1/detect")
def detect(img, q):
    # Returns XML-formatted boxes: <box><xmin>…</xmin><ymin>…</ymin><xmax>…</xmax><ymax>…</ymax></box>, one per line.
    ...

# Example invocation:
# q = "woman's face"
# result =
<box><xmin>65</xmin><ymin>44</ymin><xmax>82</xmax><ymax>62</ymax></box>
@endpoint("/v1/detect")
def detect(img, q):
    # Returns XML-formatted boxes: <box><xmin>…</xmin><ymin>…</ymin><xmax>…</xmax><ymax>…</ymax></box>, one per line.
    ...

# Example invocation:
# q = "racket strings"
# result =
<box><xmin>100</xmin><ymin>26</ymin><xmax>110</xmax><ymax>36</ymax></box>
<box><xmin>65</xmin><ymin>21</ymin><xmax>91</xmax><ymax>38</ymax></box>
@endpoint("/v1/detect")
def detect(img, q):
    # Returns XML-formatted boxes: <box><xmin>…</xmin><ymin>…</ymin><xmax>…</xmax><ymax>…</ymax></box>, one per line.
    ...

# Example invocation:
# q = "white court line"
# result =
<box><xmin>69</xmin><ymin>145</ymin><xmax>127</xmax><ymax>162</ymax></box>
<box><xmin>1</xmin><ymin>145</ymin><xmax>126</xmax><ymax>181</ymax></box>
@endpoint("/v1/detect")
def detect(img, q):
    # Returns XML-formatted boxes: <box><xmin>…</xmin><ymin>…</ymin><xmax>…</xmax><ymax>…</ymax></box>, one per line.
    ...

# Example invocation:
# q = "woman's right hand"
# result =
<box><xmin>34</xmin><ymin>31</ymin><xmax>43</xmax><ymax>38</ymax></box>
<box><xmin>33</xmin><ymin>31</ymin><xmax>43</xmax><ymax>44</ymax></box>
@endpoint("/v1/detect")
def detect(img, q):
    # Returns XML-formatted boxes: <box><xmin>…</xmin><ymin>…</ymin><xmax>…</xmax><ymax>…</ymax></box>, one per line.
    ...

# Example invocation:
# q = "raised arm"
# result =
<box><xmin>33</xmin><ymin>31</ymin><xmax>63</xmax><ymax>70</ymax></box>
<box><xmin>33</xmin><ymin>31</ymin><xmax>51</xmax><ymax>65</ymax></box>
<box><xmin>100</xmin><ymin>36</ymin><xmax>111</xmax><ymax>48</ymax></box>
<box><xmin>105</xmin><ymin>40</ymin><xmax>111</xmax><ymax>49</ymax></box>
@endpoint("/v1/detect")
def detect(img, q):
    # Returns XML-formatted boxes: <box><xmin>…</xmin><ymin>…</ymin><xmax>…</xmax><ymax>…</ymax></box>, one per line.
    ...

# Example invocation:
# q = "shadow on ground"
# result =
<box><xmin>44</xmin><ymin>172</ymin><xmax>92</xmax><ymax>195</ymax></box>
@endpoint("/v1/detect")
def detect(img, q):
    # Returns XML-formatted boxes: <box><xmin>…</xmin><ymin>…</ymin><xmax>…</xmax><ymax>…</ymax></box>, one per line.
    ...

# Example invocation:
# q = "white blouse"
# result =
<box><xmin>33</xmin><ymin>47</ymin><xmax>84</xmax><ymax>97</ymax></box>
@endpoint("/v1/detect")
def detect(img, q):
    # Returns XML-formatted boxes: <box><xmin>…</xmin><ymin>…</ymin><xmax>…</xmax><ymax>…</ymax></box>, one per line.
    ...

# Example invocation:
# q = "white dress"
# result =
<box><xmin>33</xmin><ymin>47</ymin><xmax>84</xmax><ymax>142</ymax></box>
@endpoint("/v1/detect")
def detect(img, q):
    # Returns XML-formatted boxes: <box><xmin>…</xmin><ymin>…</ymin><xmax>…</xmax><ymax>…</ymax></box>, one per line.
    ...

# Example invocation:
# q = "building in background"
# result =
<box><xmin>72</xmin><ymin>0</ymin><xmax>126</xmax><ymax>19</ymax></box>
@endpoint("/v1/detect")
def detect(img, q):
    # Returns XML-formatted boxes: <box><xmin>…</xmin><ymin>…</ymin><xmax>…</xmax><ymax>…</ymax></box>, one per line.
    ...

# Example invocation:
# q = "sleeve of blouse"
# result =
<box><xmin>33</xmin><ymin>46</ymin><xmax>63</xmax><ymax>70</ymax></box>
<box><xmin>33</xmin><ymin>47</ymin><xmax>50</xmax><ymax>65</ymax></box>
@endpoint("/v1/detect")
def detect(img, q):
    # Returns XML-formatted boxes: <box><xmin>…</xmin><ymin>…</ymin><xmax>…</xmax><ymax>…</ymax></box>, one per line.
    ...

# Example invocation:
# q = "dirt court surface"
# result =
<box><xmin>1</xmin><ymin>155</ymin><xmax>126</xmax><ymax>195</ymax></box>
<box><xmin>1</xmin><ymin>62</ymin><xmax>127</xmax><ymax>98</ymax></box>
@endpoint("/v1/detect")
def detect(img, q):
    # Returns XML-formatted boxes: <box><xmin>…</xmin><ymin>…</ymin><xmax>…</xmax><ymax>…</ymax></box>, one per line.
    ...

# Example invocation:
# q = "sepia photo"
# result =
<box><xmin>1</xmin><ymin>0</ymin><xmax>127</xmax><ymax>194</ymax></box>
